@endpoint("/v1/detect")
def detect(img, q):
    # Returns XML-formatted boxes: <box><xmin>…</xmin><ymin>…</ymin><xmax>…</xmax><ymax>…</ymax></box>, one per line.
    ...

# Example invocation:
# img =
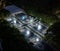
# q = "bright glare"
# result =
<box><xmin>26</xmin><ymin>30</ymin><xmax>30</xmax><ymax>36</ymax></box>
<box><xmin>30</xmin><ymin>18</ymin><xmax>33</xmax><ymax>23</ymax></box>
<box><xmin>37</xmin><ymin>25</ymin><xmax>42</xmax><ymax>30</ymax></box>
<box><xmin>6</xmin><ymin>18</ymin><xmax>12</xmax><ymax>21</ymax></box>
<box><xmin>13</xmin><ymin>20</ymin><xmax>16</xmax><ymax>24</ymax></box>
<box><xmin>22</xmin><ymin>15</ymin><xmax>27</xmax><ymax>20</ymax></box>
<box><xmin>22</xmin><ymin>16</ymin><xmax>25</xmax><ymax>20</ymax></box>
<box><xmin>36</xmin><ymin>38</ymin><xmax>39</xmax><ymax>42</ymax></box>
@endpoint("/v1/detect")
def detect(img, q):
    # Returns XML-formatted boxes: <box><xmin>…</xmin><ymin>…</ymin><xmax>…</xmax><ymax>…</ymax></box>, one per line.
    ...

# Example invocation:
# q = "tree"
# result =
<box><xmin>45</xmin><ymin>22</ymin><xmax>60</xmax><ymax>51</ymax></box>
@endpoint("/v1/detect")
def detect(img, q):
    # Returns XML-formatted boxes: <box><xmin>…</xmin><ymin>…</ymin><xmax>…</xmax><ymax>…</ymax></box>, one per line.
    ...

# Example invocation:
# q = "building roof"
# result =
<box><xmin>5</xmin><ymin>5</ymin><xmax>23</xmax><ymax>14</ymax></box>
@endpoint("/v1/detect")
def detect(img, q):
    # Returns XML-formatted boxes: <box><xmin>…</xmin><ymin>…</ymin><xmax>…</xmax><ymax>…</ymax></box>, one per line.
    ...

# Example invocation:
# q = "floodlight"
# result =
<box><xmin>26</xmin><ymin>30</ymin><xmax>30</xmax><ymax>36</ymax></box>
<box><xmin>30</xmin><ymin>18</ymin><xmax>33</xmax><ymax>23</ymax></box>
<box><xmin>13</xmin><ymin>19</ymin><xmax>16</xmax><ymax>24</ymax></box>
<box><xmin>36</xmin><ymin>38</ymin><xmax>39</xmax><ymax>42</ymax></box>
<box><xmin>37</xmin><ymin>25</ymin><xmax>42</xmax><ymax>30</ymax></box>
<box><xmin>22</xmin><ymin>16</ymin><xmax>25</xmax><ymax>20</ymax></box>
<box><xmin>22</xmin><ymin>15</ymin><xmax>27</xmax><ymax>20</ymax></box>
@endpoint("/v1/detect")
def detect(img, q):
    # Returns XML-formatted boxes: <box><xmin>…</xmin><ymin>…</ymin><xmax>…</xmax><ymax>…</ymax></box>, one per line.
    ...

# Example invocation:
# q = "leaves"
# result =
<box><xmin>0</xmin><ymin>9</ymin><xmax>10</xmax><ymax>19</ymax></box>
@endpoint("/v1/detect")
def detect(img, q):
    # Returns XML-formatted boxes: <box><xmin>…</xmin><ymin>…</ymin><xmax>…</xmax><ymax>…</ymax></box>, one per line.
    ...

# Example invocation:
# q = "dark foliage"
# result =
<box><xmin>46</xmin><ymin>22</ymin><xmax>60</xmax><ymax>51</ymax></box>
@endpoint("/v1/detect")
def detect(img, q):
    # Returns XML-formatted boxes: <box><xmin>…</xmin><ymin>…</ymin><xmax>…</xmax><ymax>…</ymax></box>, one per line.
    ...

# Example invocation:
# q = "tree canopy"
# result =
<box><xmin>0</xmin><ymin>9</ymin><xmax>10</xmax><ymax>19</ymax></box>
<box><xmin>45</xmin><ymin>22</ymin><xmax>60</xmax><ymax>51</ymax></box>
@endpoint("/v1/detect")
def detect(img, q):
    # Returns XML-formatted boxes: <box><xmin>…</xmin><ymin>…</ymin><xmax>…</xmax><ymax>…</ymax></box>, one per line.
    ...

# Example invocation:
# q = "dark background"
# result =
<box><xmin>7</xmin><ymin>0</ymin><xmax>60</xmax><ymax>14</ymax></box>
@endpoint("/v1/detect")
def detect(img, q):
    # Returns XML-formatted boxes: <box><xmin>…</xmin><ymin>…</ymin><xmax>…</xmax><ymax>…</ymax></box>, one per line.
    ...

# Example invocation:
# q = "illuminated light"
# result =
<box><xmin>36</xmin><ymin>23</ymin><xmax>38</xmax><ymax>26</ymax></box>
<box><xmin>6</xmin><ymin>18</ymin><xmax>12</xmax><ymax>21</ymax></box>
<box><xmin>22</xmin><ymin>16</ymin><xmax>25</xmax><ymax>20</ymax></box>
<box><xmin>37</xmin><ymin>25</ymin><xmax>42</xmax><ymax>30</ymax></box>
<box><xmin>22</xmin><ymin>15</ymin><xmax>27</xmax><ymax>20</ymax></box>
<box><xmin>30</xmin><ymin>18</ymin><xmax>33</xmax><ymax>23</ymax></box>
<box><xmin>36</xmin><ymin>38</ymin><xmax>39</xmax><ymax>42</ymax></box>
<box><xmin>13</xmin><ymin>19</ymin><xmax>16</xmax><ymax>24</ymax></box>
<box><xmin>26</xmin><ymin>30</ymin><xmax>30</xmax><ymax>36</ymax></box>
<box><xmin>12</xmin><ymin>18</ymin><xmax>16</xmax><ymax>24</ymax></box>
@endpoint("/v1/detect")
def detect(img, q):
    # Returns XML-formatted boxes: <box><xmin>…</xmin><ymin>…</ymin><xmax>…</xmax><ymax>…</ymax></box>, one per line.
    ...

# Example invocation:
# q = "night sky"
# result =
<box><xmin>8</xmin><ymin>0</ymin><xmax>60</xmax><ymax>9</ymax></box>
